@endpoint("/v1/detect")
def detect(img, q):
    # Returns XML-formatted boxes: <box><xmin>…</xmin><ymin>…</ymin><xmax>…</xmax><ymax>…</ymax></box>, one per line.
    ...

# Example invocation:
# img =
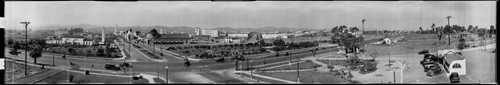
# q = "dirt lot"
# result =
<box><xmin>4</xmin><ymin>60</ymin><xmax>49</xmax><ymax>82</ymax></box>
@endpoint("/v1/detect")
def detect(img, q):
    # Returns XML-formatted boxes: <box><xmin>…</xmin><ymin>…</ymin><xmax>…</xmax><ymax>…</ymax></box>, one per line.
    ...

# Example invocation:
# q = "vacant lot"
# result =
<box><xmin>4</xmin><ymin>60</ymin><xmax>49</xmax><ymax>82</ymax></box>
<box><xmin>36</xmin><ymin>71</ymin><xmax>148</xmax><ymax>84</ymax></box>
<box><xmin>256</xmin><ymin>71</ymin><xmax>348</xmax><ymax>84</ymax></box>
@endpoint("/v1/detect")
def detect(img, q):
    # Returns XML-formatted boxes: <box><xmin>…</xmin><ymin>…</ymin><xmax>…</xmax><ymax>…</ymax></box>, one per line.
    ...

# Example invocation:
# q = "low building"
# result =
<box><xmin>262</xmin><ymin>33</ymin><xmax>288</xmax><ymax>39</ymax></box>
<box><xmin>228</xmin><ymin>33</ymin><xmax>249</xmax><ymax>38</ymax></box>
<box><xmin>145</xmin><ymin>33</ymin><xmax>192</xmax><ymax>44</ymax></box>
<box><xmin>45</xmin><ymin>37</ymin><xmax>97</xmax><ymax>45</ymax></box>
<box><xmin>222</xmin><ymin>38</ymin><xmax>244</xmax><ymax>43</ymax></box>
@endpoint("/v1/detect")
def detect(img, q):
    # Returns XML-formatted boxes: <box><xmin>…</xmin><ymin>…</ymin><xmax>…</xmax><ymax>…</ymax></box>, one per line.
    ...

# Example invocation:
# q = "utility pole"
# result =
<box><xmin>393</xmin><ymin>71</ymin><xmax>396</xmax><ymax>83</ymax></box>
<box><xmin>250</xmin><ymin>60</ymin><xmax>253</xmax><ymax>79</ymax></box>
<box><xmin>296</xmin><ymin>52</ymin><xmax>300</xmax><ymax>83</ymax></box>
<box><xmin>388</xmin><ymin>47</ymin><xmax>391</xmax><ymax>69</ymax></box>
<box><xmin>20</xmin><ymin>21</ymin><xmax>30</xmax><ymax>76</ymax></box>
<box><xmin>165</xmin><ymin>66</ymin><xmax>169</xmax><ymax>84</ymax></box>
<box><xmin>129</xmin><ymin>62</ymin><xmax>132</xmax><ymax>83</ymax></box>
<box><xmin>52</xmin><ymin>50</ymin><xmax>55</xmax><ymax>66</ymax></box>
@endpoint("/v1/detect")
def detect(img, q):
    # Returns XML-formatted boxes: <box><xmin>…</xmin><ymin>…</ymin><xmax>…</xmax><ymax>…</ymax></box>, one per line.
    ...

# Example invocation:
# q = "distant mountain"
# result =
<box><xmin>210</xmin><ymin>26</ymin><xmax>312</xmax><ymax>33</ymax></box>
<box><xmin>34</xmin><ymin>24</ymin><xmax>313</xmax><ymax>34</ymax></box>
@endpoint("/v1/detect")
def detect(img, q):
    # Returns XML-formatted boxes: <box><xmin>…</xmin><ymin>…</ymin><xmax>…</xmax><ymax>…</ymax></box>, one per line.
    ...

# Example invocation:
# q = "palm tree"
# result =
<box><xmin>446</xmin><ymin>16</ymin><xmax>453</xmax><ymax>26</ymax></box>
<box><xmin>362</xmin><ymin>19</ymin><xmax>366</xmax><ymax>33</ymax></box>
<box><xmin>445</xmin><ymin>16</ymin><xmax>453</xmax><ymax>45</ymax></box>
<box><xmin>431</xmin><ymin>23</ymin><xmax>436</xmax><ymax>33</ymax></box>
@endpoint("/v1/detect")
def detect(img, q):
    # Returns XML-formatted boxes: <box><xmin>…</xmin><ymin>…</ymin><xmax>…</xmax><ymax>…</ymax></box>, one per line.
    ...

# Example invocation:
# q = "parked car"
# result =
<box><xmin>132</xmin><ymin>75</ymin><xmax>143</xmax><ymax>80</ymax></box>
<box><xmin>449</xmin><ymin>72</ymin><xmax>460</xmax><ymax>83</ymax></box>
<box><xmin>105</xmin><ymin>63</ymin><xmax>121</xmax><ymax>70</ymax></box>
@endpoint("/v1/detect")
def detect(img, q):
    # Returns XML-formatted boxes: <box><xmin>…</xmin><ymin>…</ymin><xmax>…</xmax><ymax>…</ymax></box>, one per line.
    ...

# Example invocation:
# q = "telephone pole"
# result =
<box><xmin>20</xmin><ymin>21</ymin><xmax>30</xmax><ymax>76</ymax></box>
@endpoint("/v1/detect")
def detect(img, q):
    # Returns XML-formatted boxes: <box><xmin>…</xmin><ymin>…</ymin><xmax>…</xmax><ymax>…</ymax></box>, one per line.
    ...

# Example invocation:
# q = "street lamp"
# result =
<box><xmin>52</xmin><ymin>49</ymin><xmax>56</xmax><ymax>66</ymax></box>
<box><xmin>20</xmin><ymin>21</ymin><xmax>30</xmax><ymax>76</ymax></box>
<box><xmin>165</xmin><ymin>66</ymin><xmax>169</xmax><ymax>84</ymax></box>
<box><xmin>296</xmin><ymin>52</ymin><xmax>300</xmax><ymax>83</ymax></box>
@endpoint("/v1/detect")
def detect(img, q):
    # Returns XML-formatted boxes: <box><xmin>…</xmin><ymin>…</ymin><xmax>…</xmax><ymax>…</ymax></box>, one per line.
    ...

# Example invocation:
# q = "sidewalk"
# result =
<box><xmin>5</xmin><ymin>48</ymin><xmax>123</xmax><ymax>61</ymax></box>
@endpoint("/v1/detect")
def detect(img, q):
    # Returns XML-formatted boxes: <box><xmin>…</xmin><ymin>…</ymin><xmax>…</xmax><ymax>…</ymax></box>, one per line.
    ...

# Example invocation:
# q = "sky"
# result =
<box><xmin>4</xmin><ymin>1</ymin><xmax>496</xmax><ymax>31</ymax></box>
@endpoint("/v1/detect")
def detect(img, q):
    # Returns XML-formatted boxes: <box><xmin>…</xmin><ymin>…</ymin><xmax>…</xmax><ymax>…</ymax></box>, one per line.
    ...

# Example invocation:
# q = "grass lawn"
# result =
<box><xmin>317</xmin><ymin>60</ymin><xmax>349</xmax><ymax>66</ymax></box>
<box><xmin>198</xmin><ymin>73</ymin><xmax>243</xmax><ymax>83</ymax></box>
<box><xmin>137</xmin><ymin>49</ymin><xmax>163</xmax><ymax>59</ymax></box>
<box><xmin>257</xmin><ymin>71</ymin><xmax>348</xmax><ymax>84</ymax></box>
<box><xmin>317</xmin><ymin>60</ymin><xmax>374</xmax><ymax>67</ymax></box>
<box><xmin>36</xmin><ymin>71</ymin><xmax>149</xmax><ymax>84</ymax></box>
<box><xmin>271</xmin><ymin>60</ymin><xmax>322</xmax><ymax>70</ymax></box>
<box><xmin>153</xmin><ymin>78</ymin><xmax>164</xmax><ymax>84</ymax></box>
<box><xmin>44</xmin><ymin>46</ymin><xmax>123</xmax><ymax>58</ymax></box>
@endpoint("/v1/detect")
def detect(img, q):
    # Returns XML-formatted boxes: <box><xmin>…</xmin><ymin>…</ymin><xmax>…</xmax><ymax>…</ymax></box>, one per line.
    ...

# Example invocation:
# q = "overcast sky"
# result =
<box><xmin>5</xmin><ymin>1</ymin><xmax>496</xmax><ymax>31</ymax></box>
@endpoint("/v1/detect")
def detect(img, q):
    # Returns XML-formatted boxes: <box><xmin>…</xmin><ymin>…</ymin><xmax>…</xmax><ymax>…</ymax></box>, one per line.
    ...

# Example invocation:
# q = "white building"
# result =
<box><xmin>228</xmin><ymin>33</ymin><xmax>249</xmax><ymax>38</ymax></box>
<box><xmin>222</xmin><ymin>38</ymin><xmax>242</xmax><ymax>43</ymax></box>
<box><xmin>195</xmin><ymin>27</ymin><xmax>219</xmax><ymax>37</ymax></box>
<box><xmin>262</xmin><ymin>34</ymin><xmax>288</xmax><ymax>39</ymax></box>
<box><xmin>45</xmin><ymin>38</ymin><xmax>96</xmax><ymax>45</ymax></box>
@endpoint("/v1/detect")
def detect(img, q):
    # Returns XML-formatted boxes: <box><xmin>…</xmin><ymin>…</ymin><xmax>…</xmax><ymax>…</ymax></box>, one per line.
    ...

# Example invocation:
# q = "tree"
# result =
<box><xmin>362</xmin><ymin>19</ymin><xmax>366</xmax><ymax>32</ymax></box>
<box><xmin>457</xmin><ymin>42</ymin><xmax>466</xmax><ymax>50</ymax></box>
<box><xmin>136</xmin><ymin>31</ymin><xmax>141</xmax><ymax>36</ymax></box>
<box><xmin>490</xmin><ymin>25</ymin><xmax>495</xmax><ymax>34</ymax></box>
<box><xmin>419</xmin><ymin>27</ymin><xmax>423</xmax><ymax>34</ymax></box>
<box><xmin>349</xmin><ymin>27</ymin><xmax>360</xmax><ymax>32</ymax></box>
<box><xmin>150</xmin><ymin>29</ymin><xmax>160</xmax><ymax>38</ymax></box>
<box><xmin>458</xmin><ymin>38</ymin><xmax>466</xmax><ymax>43</ymax></box>
<box><xmin>273</xmin><ymin>39</ymin><xmax>285</xmax><ymax>47</ymax></box>
<box><xmin>468</xmin><ymin>25</ymin><xmax>474</xmax><ymax>32</ymax></box>
<box><xmin>29</xmin><ymin>45</ymin><xmax>43</xmax><ymax>64</ymax></box>
<box><xmin>258</xmin><ymin>40</ymin><xmax>266</xmax><ymax>46</ymax></box>
<box><xmin>431</xmin><ymin>23</ymin><xmax>436</xmax><ymax>33</ymax></box>
<box><xmin>473</xmin><ymin>26</ymin><xmax>479</xmax><ymax>33</ymax></box>
<box><xmin>9</xmin><ymin>48</ymin><xmax>21</xmax><ymax>58</ymax></box>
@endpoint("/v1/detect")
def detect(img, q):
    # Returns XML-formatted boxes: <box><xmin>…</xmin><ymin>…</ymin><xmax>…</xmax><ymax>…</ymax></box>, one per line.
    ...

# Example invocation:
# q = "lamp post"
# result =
<box><xmin>250</xmin><ymin>60</ymin><xmax>253</xmax><ymax>79</ymax></box>
<box><xmin>84</xmin><ymin>49</ymin><xmax>88</xmax><ymax>75</ymax></box>
<box><xmin>129</xmin><ymin>62</ymin><xmax>132</xmax><ymax>83</ymax></box>
<box><xmin>165</xmin><ymin>66</ymin><xmax>169</xmax><ymax>84</ymax></box>
<box><xmin>52</xmin><ymin>49</ymin><xmax>55</xmax><ymax>66</ymax></box>
<box><xmin>20</xmin><ymin>21</ymin><xmax>30</xmax><ymax>76</ymax></box>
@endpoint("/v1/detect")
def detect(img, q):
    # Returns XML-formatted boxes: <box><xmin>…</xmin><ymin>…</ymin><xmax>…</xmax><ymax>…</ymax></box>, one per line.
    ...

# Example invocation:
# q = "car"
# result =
<box><xmin>449</xmin><ymin>72</ymin><xmax>460</xmax><ymax>83</ymax></box>
<box><xmin>105</xmin><ymin>63</ymin><xmax>121</xmax><ymax>70</ymax></box>
<box><xmin>132</xmin><ymin>75</ymin><xmax>143</xmax><ymax>80</ymax></box>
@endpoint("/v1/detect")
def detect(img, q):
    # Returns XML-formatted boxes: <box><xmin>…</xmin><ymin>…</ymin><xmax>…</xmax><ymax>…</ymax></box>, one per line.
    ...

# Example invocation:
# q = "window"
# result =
<box><xmin>452</xmin><ymin>63</ymin><xmax>461</xmax><ymax>68</ymax></box>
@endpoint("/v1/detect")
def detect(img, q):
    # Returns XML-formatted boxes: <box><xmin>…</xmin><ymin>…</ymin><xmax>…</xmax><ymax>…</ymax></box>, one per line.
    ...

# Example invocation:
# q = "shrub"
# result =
<box><xmin>457</xmin><ymin>42</ymin><xmax>466</xmax><ymax>50</ymax></box>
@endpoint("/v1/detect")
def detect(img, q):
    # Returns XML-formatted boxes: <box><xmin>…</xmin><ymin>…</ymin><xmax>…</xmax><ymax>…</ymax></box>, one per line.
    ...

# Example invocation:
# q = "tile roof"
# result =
<box><xmin>158</xmin><ymin>34</ymin><xmax>191</xmax><ymax>39</ymax></box>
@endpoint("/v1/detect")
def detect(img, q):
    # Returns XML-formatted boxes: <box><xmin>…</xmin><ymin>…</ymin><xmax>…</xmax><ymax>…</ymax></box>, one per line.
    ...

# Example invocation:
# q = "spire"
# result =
<box><xmin>160</xmin><ymin>28</ymin><xmax>163</xmax><ymax>34</ymax></box>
